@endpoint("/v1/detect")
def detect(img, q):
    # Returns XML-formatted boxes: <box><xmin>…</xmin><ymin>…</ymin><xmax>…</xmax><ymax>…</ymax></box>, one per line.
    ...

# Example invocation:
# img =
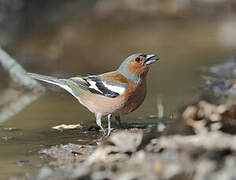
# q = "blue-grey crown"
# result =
<box><xmin>117</xmin><ymin>53</ymin><xmax>143</xmax><ymax>82</ymax></box>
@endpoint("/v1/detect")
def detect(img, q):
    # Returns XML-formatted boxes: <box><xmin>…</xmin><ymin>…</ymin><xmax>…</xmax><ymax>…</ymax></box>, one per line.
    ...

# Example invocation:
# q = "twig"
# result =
<box><xmin>157</xmin><ymin>96</ymin><xmax>164</xmax><ymax>119</ymax></box>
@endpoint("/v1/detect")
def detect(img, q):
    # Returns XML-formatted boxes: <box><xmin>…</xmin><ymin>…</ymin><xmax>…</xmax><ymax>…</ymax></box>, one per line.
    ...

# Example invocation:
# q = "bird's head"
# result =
<box><xmin>117</xmin><ymin>53</ymin><xmax>159</xmax><ymax>82</ymax></box>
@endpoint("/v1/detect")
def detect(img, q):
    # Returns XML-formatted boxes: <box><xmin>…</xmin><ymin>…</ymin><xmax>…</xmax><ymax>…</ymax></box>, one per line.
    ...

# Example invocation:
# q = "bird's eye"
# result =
<box><xmin>135</xmin><ymin>57</ymin><xmax>141</xmax><ymax>62</ymax></box>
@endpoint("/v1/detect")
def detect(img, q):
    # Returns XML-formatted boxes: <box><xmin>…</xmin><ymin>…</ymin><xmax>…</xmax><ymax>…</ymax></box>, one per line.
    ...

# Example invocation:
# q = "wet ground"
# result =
<box><xmin>1</xmin><ymin>2</ymin><xmax>236</xmax><ymax>179</ymax></box>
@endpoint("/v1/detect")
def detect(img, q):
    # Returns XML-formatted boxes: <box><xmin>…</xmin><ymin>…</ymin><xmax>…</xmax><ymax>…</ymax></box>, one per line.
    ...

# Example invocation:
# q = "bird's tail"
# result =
<box><xmin>26</xmin><ymin>72</ymin><xmax>79</xmax><ymax>99</ymax></box>
<box><xmin>27</xmin><ymin>73</ymin><xmax>66</xmax><ymax>86</ymax></box>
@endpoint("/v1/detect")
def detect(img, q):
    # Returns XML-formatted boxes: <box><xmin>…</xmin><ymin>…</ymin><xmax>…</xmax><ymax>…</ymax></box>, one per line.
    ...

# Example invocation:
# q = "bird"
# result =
<box><xmin>27</xmin><ymin>53</ymin><xmax>159</xmax><ymax>136</ymax></box>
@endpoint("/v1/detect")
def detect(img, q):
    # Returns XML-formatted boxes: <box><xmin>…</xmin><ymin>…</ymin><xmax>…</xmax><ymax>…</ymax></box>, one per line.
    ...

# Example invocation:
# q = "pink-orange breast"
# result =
<box><xmin>79</xmin><ymin>77</ymin><xmax>147</xmax><ymax>116</ymax></box>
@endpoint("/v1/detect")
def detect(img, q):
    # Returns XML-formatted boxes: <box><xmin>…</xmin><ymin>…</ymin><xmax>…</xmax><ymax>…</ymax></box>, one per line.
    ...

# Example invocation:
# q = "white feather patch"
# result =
<box><xmin>42</xmin><ymin>79</ymin><xmax>80</xmax><ymax>100</ymax></box>
<box><xmin>58</xmin><ymin>84</ymin><xmax>75</xmax><ymax>97</ymax></box>
<box><xmin>102</xmin><ymin>82</ymin><xmax>126</xmax><ymax>95</ymax></box>
<box><xmin>88</xmin><ymin>80</ymin><xmax>103</xmax><ymax>93</ymax></box>
<box><xmin>37</xmin><ymin>79</ymin><xmax>74</xmax><ymax>96</ymax></box>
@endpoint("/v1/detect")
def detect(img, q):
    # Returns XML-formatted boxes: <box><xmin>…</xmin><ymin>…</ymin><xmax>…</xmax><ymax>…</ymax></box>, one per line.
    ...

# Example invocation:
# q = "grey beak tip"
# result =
<box><xmin>145</xmin><ymin>54</ymin><xmax>160</xmax><ymax>64</ymax></box>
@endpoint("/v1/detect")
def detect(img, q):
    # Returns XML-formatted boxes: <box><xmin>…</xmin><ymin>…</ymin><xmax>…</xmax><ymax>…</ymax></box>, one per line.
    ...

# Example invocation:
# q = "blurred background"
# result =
<box><xmin>1</xmin><ymin>0</ymin><xmax>236</xmax><ymax>179</ymax></box>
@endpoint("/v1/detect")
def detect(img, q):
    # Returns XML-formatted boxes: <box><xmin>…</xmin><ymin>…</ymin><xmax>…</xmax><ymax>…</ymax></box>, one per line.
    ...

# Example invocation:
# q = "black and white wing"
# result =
<box><xmin>70</xmin><ymin>75</ymin><xmax>128</xmax><ymax>98</ymax></box>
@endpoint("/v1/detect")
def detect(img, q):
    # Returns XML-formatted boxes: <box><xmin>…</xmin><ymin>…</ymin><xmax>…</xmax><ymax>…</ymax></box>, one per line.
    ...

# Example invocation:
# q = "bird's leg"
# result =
<box><xmin>96</xmin><ymin>113</ymin><xmax>106</xmax><ymax>135</ymax></box>
<box><xmin>115</xmin><ymin>116</ymin><xmax>122</xmax><ymax>128</ymax></box>
<box><xmin>107</xmin><ymin>114</ymin><xmax>112</xmax><ymax>136</ymax></box>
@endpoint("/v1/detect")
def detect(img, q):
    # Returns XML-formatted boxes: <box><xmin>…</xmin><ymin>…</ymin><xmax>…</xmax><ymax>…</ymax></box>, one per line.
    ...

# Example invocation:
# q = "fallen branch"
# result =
<box><xmin>0</xmin><ymin>48</ymin><xmax>45</xmax><ymax>123</ymax></box>
<box><xmin>0</xmin><ymin>48</ymin><xmax>45</xmax><ymax>91</ymax></box>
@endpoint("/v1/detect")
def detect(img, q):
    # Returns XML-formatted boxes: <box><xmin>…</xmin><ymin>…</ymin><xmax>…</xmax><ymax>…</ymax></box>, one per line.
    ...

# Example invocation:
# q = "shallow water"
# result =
<box><xmin>1</xmin><ymin>7</ymin><xmax>236</xmax><ymax>179</ymax></box>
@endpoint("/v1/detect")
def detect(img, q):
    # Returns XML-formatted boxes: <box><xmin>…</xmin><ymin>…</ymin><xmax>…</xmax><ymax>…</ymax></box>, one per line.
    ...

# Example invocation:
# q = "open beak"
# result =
<box><xmin>145</xmin><ymin>54</ymin><xmax>159</xmax><ymax>65</ymax></box>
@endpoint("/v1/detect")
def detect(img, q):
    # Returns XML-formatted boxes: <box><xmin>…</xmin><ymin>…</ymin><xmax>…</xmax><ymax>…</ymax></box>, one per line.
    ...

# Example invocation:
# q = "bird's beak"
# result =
<box><xmin>145</xmin><ymin>54</ymin><xmax>159</xmax><ymax>65</ymax></box>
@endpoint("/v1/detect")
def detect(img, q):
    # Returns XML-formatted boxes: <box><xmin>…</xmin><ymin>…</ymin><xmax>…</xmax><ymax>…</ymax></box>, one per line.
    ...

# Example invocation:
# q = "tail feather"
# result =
<box><xmin>26</xmin><ymin>72</ymin><xmax>79</xmax><ymax>99</ymax></box>
<box><xmin>26</xmin><ymin>73</ymin><xmax>64</xmax><ymax>86</ymax></box>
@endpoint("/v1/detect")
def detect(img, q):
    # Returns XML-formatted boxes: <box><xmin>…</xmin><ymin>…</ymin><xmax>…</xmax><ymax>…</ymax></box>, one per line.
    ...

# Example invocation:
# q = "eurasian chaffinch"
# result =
<box><xmin>27</xmin><ymin>53</ymin><xmax>159</xmax><ymax>136</ymax></box>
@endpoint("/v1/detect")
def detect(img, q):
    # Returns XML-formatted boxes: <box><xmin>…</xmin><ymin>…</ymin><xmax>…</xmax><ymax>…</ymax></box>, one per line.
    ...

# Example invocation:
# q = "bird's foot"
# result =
<box><xmin>100</xmin><ymin>127</ymin><xmax>106</xmax><ymax>135</ymax></box>
<box><xmin>105</xmin><ymin>127</ymin><xmax>115</xmax><ymax>137</ymax></box>
<box><xmin>106</xmin><ymin>128</ymin><xmax>111</xmax><ymax>137</ymax></box>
